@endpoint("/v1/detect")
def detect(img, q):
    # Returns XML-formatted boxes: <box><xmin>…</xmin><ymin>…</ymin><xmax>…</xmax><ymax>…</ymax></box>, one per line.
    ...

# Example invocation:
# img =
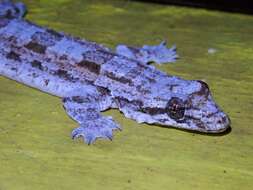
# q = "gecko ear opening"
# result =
<box><xmin>14</xmin><ymin>2</ymin><xmax>27</xmax><ymax>18</ymax></box>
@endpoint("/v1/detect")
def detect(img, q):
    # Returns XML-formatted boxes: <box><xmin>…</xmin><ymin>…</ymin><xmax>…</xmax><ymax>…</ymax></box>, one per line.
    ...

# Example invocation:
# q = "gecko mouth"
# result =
<box><xmin>193</xmin><ymin>113</ymin><xmax>231</xmax><ymax>134</ymax></box>
<box><xmin>160</xmin><ymin>111</ymin><xmax>231</xmax><ymax>134</ymax></box>
<box><xmin>156</xmin><ymin>115</ymin><xmax>231</xmax><ymax>134</ymax></box>
<box><xmin>198</xmin><ymin>125</ymin><xmax>230</xmax><ymax>133</ymax></box>
<box><xmin>210</xmin><ymin>118</ymin><xmax>231</xmax><ymax>133</ymax></box>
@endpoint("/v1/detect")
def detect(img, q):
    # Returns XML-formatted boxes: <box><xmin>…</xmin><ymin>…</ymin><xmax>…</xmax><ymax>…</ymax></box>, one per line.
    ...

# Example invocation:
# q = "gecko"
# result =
<box><xmin>0</xmin><ymin>0</ymin><xmax>230</xmax><ymax>144</ymax></box>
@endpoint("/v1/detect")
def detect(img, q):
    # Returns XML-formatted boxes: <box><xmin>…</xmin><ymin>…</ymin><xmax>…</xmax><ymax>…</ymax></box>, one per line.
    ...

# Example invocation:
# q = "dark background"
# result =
<box><xmin>134</xmin><ymin>0</ymin><xmax>253</xmax><ymax>14</ymax></box>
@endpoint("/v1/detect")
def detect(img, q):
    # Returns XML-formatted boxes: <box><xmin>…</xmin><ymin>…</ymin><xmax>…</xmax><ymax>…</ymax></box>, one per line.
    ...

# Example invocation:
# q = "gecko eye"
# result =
<box><xmin>167</xmin><ymin>97</ymin><xmax>185</xmax><ymax>121</ymax></box>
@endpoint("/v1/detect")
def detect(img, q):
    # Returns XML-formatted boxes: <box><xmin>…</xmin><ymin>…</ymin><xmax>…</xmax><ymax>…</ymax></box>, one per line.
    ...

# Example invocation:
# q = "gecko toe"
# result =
<box><xmin>84</xmin><ymin>135</ymin><xmax>96</xmax><ymax>145</ymax></box>
<box><xmin>104</xmin><ymin>130</ymin><xmax>113</xmax><ymax>141</ymax></box>
<box><xmin>71</xmin><ymin>127</ymin><xmax>84</xmax><ymax>139</ymax></box>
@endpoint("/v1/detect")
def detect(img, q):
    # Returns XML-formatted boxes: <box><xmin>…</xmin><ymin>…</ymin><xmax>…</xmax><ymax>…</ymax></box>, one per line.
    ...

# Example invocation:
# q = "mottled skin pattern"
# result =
<box><xmin>0</xmin><ymin>1</ymin><xmax>230</xmax><ymax>144</ymax></box>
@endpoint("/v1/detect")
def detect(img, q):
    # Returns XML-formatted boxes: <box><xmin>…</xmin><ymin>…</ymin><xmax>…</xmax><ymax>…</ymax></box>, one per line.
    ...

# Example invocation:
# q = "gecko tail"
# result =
<box><xmin>0</xmin><ymin>0</ymin><xmax>27</xmax><ymax>19</ymax></box>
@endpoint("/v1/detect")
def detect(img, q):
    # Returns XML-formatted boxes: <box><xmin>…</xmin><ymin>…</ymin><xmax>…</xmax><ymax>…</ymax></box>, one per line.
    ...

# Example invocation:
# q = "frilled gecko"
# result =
<box><xmin>0</xmin><ymin>1</ymin><xmax>230</xmax><ymax>144</ymax></box>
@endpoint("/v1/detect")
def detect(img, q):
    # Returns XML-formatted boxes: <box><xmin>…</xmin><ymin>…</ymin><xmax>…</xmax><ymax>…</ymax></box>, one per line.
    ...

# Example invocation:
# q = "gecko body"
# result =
<box><xmin>0</xmin><ymin>1</ymin><xmax>230</xmax><ymax>144</ymax></box>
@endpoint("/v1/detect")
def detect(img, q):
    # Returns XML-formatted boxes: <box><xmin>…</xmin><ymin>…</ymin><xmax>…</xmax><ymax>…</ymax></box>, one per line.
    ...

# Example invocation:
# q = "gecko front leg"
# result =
<box><xmin>62</xmin><ymin>90</ymin><xmax>121</xmax><ymax>145</ymax></box>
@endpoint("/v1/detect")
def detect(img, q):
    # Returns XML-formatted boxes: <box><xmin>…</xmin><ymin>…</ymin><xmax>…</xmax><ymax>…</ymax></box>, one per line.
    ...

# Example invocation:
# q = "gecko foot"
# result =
<box><xmin>116</xmin><ymin>41</ymin><xmax>178</xmax><ymax>64</ymax></box>
<box><xmin>71</xmin><ymin>116</ymin><xmax>121</xmax><ymax>145</ymax></box>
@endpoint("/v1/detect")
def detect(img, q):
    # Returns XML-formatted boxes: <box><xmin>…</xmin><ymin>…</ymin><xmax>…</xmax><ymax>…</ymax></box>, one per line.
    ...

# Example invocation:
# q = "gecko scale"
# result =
<box><xmin>0</xmin><ymin>0</ymin><xmax>230</xmax><ymax>144</ymax></box>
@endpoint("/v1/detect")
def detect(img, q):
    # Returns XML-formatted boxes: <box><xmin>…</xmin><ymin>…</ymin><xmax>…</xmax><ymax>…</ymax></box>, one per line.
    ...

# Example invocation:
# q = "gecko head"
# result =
<box><xmin>141</xmin><ymin>80</ymin><xmax>231</xmax><ymax>133</ymax></box>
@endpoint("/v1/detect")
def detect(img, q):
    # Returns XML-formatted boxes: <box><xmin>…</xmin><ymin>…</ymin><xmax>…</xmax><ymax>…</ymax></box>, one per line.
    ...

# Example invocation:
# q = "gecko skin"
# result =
<box><xmin>0</xmin><ymin>1</ymin><xmax>230</xmax><ymax>144</ymax></box>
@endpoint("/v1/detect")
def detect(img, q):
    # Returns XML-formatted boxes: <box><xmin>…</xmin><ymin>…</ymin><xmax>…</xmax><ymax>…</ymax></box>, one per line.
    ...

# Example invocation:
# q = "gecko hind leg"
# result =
<box><xmin>116</xmin><ymin>41</ymin><xmax>178</xmax><ymax>65</ymax></box>
<box><xmin>62</xmin><ymin>94</ymin><xmax>121</xmax><ymax>145</ymax></box>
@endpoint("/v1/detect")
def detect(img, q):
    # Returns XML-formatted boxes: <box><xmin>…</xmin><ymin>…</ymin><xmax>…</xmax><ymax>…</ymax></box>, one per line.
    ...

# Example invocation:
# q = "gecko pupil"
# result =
<box><xmin>167</xmin><ymin>97</ymin><xmax>185</xmax><ymax>120</ymax></box>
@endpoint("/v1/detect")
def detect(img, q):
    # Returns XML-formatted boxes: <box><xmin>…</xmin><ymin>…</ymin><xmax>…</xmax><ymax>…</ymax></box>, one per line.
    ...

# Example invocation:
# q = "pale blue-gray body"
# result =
<box><xmin>0</xmin><ymin>1</ymin><xmax>230</xmax><ymax>144</ymax></box>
